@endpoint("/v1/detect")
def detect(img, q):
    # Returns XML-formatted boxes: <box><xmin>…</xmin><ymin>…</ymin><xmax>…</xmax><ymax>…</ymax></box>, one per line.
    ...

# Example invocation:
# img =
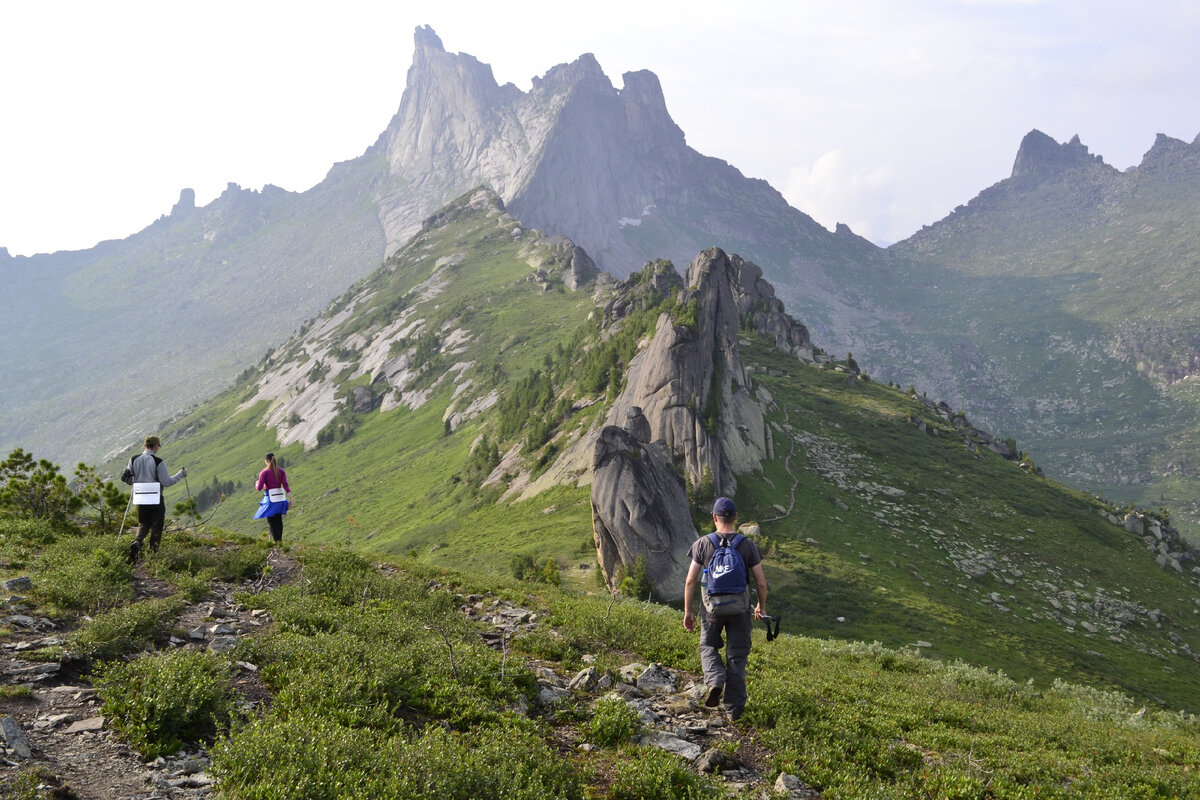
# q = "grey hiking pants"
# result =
<box><xmin>699</xmin><ymin>608</ymin><xmax>753</xmax><ymax>715</ymax></box>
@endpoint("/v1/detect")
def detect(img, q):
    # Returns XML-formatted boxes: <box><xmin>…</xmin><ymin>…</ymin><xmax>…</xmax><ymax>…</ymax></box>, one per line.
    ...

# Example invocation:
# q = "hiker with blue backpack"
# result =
<box><xmin>682</xmin><ymin>496</ymin><xmax>768</xmax><ymax>721</ymax></box>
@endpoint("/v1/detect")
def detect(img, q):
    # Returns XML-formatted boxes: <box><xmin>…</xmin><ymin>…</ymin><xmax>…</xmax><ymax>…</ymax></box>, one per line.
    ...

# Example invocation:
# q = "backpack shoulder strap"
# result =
<box><xmin>730</xmin><ymin>533</ymin><xmax>744</xmax><ymax>548</ymax></box>
<box><xmin>707</xmin><ymin>532</ymin><xmax>721</xmax><ymax>547</ymax></box>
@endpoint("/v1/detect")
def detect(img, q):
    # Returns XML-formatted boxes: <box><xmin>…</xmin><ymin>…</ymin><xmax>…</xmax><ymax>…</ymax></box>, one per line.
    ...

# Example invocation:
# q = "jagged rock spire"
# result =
<box><xmin>591</xmin><ymin>249</ymin><xmax>813</xmax><ymax>597</ymax></box>
<box><xmin>1010</xmin><ymin>129</ymin><xmax>1108</xmax><ymax>179</ymax></box>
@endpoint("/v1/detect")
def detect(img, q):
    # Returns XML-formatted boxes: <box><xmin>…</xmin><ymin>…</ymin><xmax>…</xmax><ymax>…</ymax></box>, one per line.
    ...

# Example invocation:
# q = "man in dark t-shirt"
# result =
<box><xmin>682</xmin><ymin>497</ymin><xmax>768</xmax><ymax>721</ymax></box>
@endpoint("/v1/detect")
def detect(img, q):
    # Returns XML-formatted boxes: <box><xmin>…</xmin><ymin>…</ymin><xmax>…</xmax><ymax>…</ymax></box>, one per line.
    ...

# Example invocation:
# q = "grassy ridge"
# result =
<box><xmin>1</xmin><ymin>515</ymin><xmax>1197</xmax><ymax>799</ymax></box>
<box><xmin>734</xmin><ymin>339</ymin><xmax>1200</xmax><ymax>712</ymax></box>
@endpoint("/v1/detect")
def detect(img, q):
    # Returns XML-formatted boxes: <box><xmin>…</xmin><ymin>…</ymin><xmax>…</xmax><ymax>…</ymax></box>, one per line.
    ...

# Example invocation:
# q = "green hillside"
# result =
<box><xmin>0</xmin><ymin>516</ymin><xmax>1198</xmax><ymax>798</ymax></box>
<box><xmin>885</xmin><ymin>134</ymin><xmax>1200</xmax><ymax>541</ymax></box>
<box><xmin>110</xmin><ymin>189</ymin><xmax>1200</xmax><ymax>716</ymax></box>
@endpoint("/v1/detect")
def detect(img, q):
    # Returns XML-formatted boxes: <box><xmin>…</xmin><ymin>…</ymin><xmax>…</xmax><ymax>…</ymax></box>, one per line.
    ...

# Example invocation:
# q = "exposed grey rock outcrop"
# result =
<box><xmin>1010</xmin><ymin>130</ymin><xmax>1111</xmax><ymax>180</ymax></box>
<box><xmin>604</xmin><ymin>248</ymin><xmax>810</xmax><ymax>495</ymax></box>
<box><xmin>623</xmin><ymin>406</ymin><xmax>652</xmax><ymax>444</ymax></box>
<box><xmin>591</xmin><ymin>426</ymin><xmax>696</xmax><ymax>601</ymax></box>
<box><xmin>591</xmin><ymin>249</ymin><xmax>814</xmax><ymax>596</ymax></box>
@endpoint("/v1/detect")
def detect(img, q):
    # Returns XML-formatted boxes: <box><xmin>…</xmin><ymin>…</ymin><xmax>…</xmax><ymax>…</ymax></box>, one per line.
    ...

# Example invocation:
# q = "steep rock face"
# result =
<box><xmin>591</xmin><ymin>249</ymin><xmax>813</xmax><ymax>596</ymax></box>
<box><xmin>604</xmin><ymin>248</ymin><xmax>811</xmax><ymax>495</ymax></box>
<box><xmin>590</xmin><ymin>425</ymin><xmax>696</xmax><ymax>602</ymax></box>
<box><xmin>1010</xmin><ymin>130</ymin><xmax>1109</xmax><ymax>180</ymax></box>
<box><xmin>373</xmin><ymin>26</ymin><xmax>693</xmax><ymax>274</ymax></box>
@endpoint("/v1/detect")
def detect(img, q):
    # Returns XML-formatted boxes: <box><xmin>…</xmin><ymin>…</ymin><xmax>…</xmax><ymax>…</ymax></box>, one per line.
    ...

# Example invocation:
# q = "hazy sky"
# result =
<box><xmin>2</xmin><ymin>0</ymin><xmax>1198</xmax><ymax>256</ymax></box>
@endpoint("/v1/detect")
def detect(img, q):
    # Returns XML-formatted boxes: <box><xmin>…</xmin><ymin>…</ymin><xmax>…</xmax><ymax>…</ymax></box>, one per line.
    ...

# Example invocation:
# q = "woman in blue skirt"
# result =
<box><xmin>253</xmin><ymin>452</ymin><xmax>291</xmax><ymax>542</ymax></box>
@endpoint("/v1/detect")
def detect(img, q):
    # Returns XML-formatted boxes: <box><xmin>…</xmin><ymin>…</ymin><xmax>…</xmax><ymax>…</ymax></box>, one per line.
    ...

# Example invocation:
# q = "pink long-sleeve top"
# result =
<box><xmin>255</xmin><ymin>467</ymin><xmax>290</xmax><ymax>493</ymax></box>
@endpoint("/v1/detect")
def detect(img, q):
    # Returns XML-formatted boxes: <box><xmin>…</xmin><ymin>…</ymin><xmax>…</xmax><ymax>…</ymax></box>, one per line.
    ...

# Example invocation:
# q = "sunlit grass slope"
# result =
<box><xmin>134</xmin><ymin>189</ymin><xmax>1200</xmax><ymax>715</ymax></box>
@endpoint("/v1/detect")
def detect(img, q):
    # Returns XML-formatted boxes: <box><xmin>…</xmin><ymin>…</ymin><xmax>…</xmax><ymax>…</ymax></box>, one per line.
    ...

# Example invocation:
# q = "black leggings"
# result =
<box><xmin>267</xmin><ymin>515</ymin><xmax>283</xmax><ymax>542</ymax></box>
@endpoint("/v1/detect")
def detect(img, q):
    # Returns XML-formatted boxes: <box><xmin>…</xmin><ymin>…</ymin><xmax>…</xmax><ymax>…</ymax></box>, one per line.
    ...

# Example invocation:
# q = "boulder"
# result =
<box><xmin>0</xmin><ymin>715</ymin><xmax>31</xmax><ymax>759</ymax></box>
<box><xmin>2</xmin><ymin>576</ymin><xmax>32</xmax><ymax>592</ymax></box>
<box><xmin>623</xmin><ymin>406</ymin><xmax>652</xmax><ymax>444</ymax></box>
<box><xmin>635</xmin><ymin>663</ymin><xmax>677</xmax><ymax>694</ymax></box>
<box><xmin>591</xmin><ymin>426</ymin><xmax>696</xmax><ymax>601</ymax></box>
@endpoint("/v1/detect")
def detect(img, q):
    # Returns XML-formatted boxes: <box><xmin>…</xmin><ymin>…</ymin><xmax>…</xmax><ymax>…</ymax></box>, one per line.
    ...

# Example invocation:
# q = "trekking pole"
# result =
<box><xmin>183</xmin><ymin>468</ymin><xmax>196</xmax><ymax>524</ymax></box>
<box><xmin>117</xmin><ymin>493</ymin><xmax>133</xmax><ymax>540</ymax></box>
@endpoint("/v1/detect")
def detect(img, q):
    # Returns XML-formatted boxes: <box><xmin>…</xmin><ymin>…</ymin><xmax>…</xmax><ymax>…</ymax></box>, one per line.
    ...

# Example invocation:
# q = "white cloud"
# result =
<box><xmin>782</xmin><ymin>150</ymin><xmax>895</xmax><ymax>243</ymax></box>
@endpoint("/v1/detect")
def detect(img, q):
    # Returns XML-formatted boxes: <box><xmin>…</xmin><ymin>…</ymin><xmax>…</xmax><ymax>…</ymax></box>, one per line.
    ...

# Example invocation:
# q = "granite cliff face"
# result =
<box><xmin>590</xmin><ymin>248</ymin><xmax>814</xmax><ymax>596</ymax></box>
<box><xmin>1009</xmin><ymin>130</ymin><xmax>1111</xmax><ymax>180</ymax></box>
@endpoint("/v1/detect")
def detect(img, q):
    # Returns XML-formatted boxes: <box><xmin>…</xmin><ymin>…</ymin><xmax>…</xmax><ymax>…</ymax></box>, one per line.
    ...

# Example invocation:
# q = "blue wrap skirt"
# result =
<box><xmin>253</xmin><ymin>492</ymin><xmax>289</xmax><ymax>519</ymax></box>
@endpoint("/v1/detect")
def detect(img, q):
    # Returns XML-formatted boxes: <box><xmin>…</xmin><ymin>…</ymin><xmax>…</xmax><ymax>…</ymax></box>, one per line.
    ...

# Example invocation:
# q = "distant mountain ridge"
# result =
<box><xmin>7</xmin><ymin>26</ymin><xmax>1200</xmax><ymax>552</ymax></box>
<box><xmin>884</xmin><ymin>128</ymin><xmax>1200</xmax><ymax>537</ymax></box>
<box><xmin>0</xmin><ymin>25</ymin><xmax>887</xmax><ymax>465</ymax></box>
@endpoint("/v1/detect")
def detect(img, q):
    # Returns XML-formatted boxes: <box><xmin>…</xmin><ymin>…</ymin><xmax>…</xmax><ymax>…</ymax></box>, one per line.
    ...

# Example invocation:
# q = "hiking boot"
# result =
<box><xmin>704</xmin><ymin>685</ymin><xmax>723</xmax><ymax>708</ymax></box>
<box><xmin>127</xmin><ymin>541</ymin><xmax>141</xmax><ymax>564</ymax></box>
<box><xmin>726</xmin><ymin>706</ymin><xmax>743</xmax><ymax>722</ymax></box>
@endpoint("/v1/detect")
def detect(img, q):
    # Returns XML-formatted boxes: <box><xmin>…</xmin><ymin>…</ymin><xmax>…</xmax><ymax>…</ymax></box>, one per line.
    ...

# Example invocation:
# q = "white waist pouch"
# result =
<box><xmin>267</xmin><ymin>488</ymin><xmax>287</xmax><ymax>503</ymax></box>
<box><xmin>133</xmin><ymin>482</ymin><xmax>161</xmax><ymax>505</ymax></box>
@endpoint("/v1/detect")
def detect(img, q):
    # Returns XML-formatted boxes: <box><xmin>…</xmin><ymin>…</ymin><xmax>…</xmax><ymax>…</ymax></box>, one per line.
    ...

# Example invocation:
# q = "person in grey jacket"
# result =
<box><xmin>126</xmin><ymin>435</ymin><xmax>187</xmax><ymax>562</ymax></box>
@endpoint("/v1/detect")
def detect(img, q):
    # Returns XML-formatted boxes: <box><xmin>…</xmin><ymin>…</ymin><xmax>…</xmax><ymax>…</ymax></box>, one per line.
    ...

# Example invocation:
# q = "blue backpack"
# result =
<box><xmin>702</xmin><ymin>533</ymin><xmax>750</xmax><ymax>616</ymax></box>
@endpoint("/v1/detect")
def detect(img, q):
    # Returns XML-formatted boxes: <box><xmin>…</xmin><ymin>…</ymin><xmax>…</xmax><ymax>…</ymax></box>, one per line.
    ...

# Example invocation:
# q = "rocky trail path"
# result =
<box><xmin>2</xmin><ymin>551</ymin><xmax>817</xmax><ymax>799</ymax></box>
<box><xmin>763</xmin><ymin>408</ymin><xmax>800</xmax><ymax>524</ymax></box>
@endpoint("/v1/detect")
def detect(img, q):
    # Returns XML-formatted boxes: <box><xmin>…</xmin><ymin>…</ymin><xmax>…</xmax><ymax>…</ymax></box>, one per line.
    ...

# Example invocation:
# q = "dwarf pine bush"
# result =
<box><xmin>95</xmin><ymin>649</ymin><xmax>237</xmax><ymax>758</ymax></box>
<box><xmin>68</xmin><ymin>596</ymin><xmax>183</xmax><ymax>662</ymax></box>
<box><xmin>585</xmin><ymin>696</ymin><xmax>643</xmax><ymax>747</ymax></box>
<box><xmin>609</xmin><ymin>747</ymin><xmax>719</xmax><ymax>800</ymax></box>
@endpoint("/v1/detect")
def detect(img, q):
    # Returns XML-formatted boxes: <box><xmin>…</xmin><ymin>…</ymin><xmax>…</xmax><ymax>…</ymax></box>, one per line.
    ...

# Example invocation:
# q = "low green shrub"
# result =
<box><xmin>585</xmin><ymin>697</ymin><xmax>642</xmax><ymax>747</ymax></box>
<box><xmin>0</xmin><ymin>515</ymin><xmax>61</xmax><ymax>550</ymax></box>
<box><xmin>609</xmin><ymin>747</ymin><xmax>719</xmax><ymax>800</ymax></box>
<box><xmin>2</xmin><ymin>769</ymin><xmax>44</xmax><ymax>800</ymax></box>
<box><xmin>212</xmin><ymin>716</ymin><xmax>583</xmax><ymax>800</ymax></box>
<box><xmin>95</xmin><ymin>649</ymin><xmax>238</xmax><ymax>758</ymax></box>
<box><xmin>390</xmin><ymin>724</ymin><xmax>583</xmax><ymax>800</ymax></box>
<box><xmin>547</xmin><ymin>596</ymin><xmax>697</xmax><ymax>670</ymax></box>
<box><xmin>68</xmin><ymin>596</ymin><xmax>183</xmax><ymax>662</ymax></box>
<box><xmin>511</xmin><ymin>627</ymin><xmax>582</xmax><ymax>667</ymax></box>
<box><xmin>236</xmin><ymin>551</ymin><xmax>536</xmax><ymax>728</ymax></box>
<box><xmin>29</xmin><ymin>534</ymin><xmax>133</xmax><ymax>614</ymax></box>
<box><xmin>147</xmin><ymin>534</ymin><xmax>267</xmax><ymax>584</ymax></box>
<box><xmin>212</xmin><ymin>711</ymin><xmax>399</xmax><ymax>799</ymax></box>
<box><xmin>166</xmin><ymin>569</ymin><xmax>215</xmax><ymax>603</ymax></box>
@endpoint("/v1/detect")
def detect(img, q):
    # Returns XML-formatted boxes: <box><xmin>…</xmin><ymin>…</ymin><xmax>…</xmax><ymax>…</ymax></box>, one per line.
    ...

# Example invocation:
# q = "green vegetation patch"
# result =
<box><xmin>95</xmin><ymin>648</ymin><xmax>239</xmax><ymax>758</ymax></box>
<box><xmin>750</xmin><ymin>635</ymin><xmax>1200</xmax><ymax>798</ymax></box>
<box><xmin>213</xmin><ymin>717</ymin><xmax>583</xmax><ymax>800</ymax></box>
<box><xmin>234</xmin><ymin>549</ymin><xmax>535</xmax><ymax>728</ymax></box>
<box><xmin>68</xmin><ymin>595</ymin><xmax>184</xmax><ymax>663</ymax></box>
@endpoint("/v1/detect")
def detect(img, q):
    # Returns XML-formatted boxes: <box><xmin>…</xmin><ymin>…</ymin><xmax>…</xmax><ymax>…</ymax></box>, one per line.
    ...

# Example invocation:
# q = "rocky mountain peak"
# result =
<box><xmin>1010</xmin><ymin>129</ymin><xmax>1108</xmax><ymax>179</ymax></box>
<box><xmin>1137</xmin><ymin>132</ymin><xmax>1200</xmax><ymax>174</ymax></box>
<box><xmin>412</xmin><ymin>23</ymin><xmax>444</xmax><ymax>53</ymax></box>
<box><xmin>533</xmin><ymin>52</ymin><xmax>610</xmax><ymax>93</ymax></box>
<box><xmin>170</xmin><ymin>188</ymin><xmax>196</xmax><ymax>216</ymax></box>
